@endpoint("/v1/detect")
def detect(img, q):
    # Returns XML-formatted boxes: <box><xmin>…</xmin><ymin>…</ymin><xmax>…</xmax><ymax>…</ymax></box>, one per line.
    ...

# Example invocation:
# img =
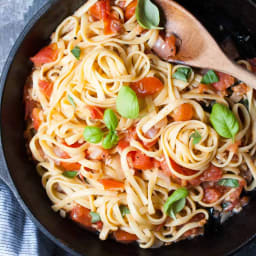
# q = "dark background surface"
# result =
<box><xmin>0</xmin><ymin>0</ymin><xmax>256</xmax><ymax>255</ymax></box>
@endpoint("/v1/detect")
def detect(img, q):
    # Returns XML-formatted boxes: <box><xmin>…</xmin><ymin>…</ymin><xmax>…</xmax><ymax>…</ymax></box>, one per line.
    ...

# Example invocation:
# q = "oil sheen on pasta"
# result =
<box><xmin>24</xmin><ymin>0</ymin><xmax>256</xmax><ymax>249</ymax></box>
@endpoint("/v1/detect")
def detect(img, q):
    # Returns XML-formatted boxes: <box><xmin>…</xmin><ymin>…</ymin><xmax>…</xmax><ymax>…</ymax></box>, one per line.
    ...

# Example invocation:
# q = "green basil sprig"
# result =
<box><xmin>104</xmin><ymin>109</ymin><xmax>118</xmax><ymax>131</ymax></box>
<box><xmin>136</xmin><ymin>0</ymin><xmax>162</xmax><ymax>29</ymax></box>
<box><xmin>120</xmin><ymin>205</ymin><xmax>130</xmax><ymax>217</ymax></box>
<box><xmin>163</xmin><ymin>188</ymin><xmax>188</xmax><ymax>219</ymax></box>
<box><xmin>102</xmin><ymin>131</ymin><xmax>119</xmax><ymax>149</ymax></box>
<box><xmin>116</xmin><ymin>86</ymin><xmax>139</xmax><ymax>119</ymax></box>
<box><xmin>201</xmin><ymin>70</ymin><xmax>219</xmax><ymax>84</ymax></box>
<box><xmin>89</xmin><ymin>212</ymin><xmax>101</xmax><ymax>223</ymax></box>
<box><xmin>218</xmin><ymin>178</ymin><xmax>239</xmax><ymax>188</ymax></box>
<box><xmin>190</xmin><ymin>130</ymin><xmax>202</xmax><ymax>145</ymax></box>
<box><xmin>71</xmin><ymin>46</ymin><xmax>81</xmax><ymax>60</ymax></box>
<box><xmin>172</xmin><ymin>67</ymin><xmax>192</xmax><ymax>82</ymax></box>
<box><xmin>63</xmin><ymin>171</ymin><xmax>77</xmax><ymax>178</ymax></box>
<box><xmin>210</xmin><ymin>103</ymin><xmax>239</xmax><ymax>140</ymax></box>
<box><xmin>83</xmin><ymin>109</ymin><xmax>119</xmax><ymax>149</ymax></box>
<box><xmin>68</xmin><ymin>95</ymin><xmax>76</xmax><ymax>108</ymax></box>
<box><xmin>83</xmin><ymin>127</ymin><xmax>104</xmax><ymax>143</ymax></box>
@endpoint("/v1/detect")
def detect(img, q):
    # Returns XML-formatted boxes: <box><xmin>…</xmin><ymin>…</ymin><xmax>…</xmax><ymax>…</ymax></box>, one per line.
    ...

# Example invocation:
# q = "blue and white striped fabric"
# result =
<box><xmin>0</xmin><ymin>179</ymin><xmax>70</xmax><ymax>256</ymax></box>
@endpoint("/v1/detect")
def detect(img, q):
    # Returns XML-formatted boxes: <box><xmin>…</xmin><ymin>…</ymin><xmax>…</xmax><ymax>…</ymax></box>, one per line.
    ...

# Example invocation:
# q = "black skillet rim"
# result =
<box><xmin>0</xmin><ymin>0</ymin><xmax>255</xmax><ymax>255</ymax></box>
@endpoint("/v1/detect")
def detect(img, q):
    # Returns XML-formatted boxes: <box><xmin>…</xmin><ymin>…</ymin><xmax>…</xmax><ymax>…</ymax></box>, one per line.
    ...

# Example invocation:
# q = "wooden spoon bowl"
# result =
<box><xmin>155</xmin><ymin>0</ymin><xmax>256</xmax><ymax>88</ymax></box>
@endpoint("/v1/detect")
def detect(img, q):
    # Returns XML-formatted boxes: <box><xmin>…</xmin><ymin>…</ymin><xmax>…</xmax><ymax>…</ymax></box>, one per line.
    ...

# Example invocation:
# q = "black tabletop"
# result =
<box><xmin>0</xmin><ymin>0</ymin><xmax>255</xmax><ymax>255</ymax></box>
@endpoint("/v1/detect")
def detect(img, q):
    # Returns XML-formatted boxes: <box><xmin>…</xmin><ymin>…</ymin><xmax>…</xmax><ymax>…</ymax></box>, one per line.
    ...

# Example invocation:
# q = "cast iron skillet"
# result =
<box><xmin>1</xmin><ymin>0</ymin><xmax>256</xmax><ymax>255</ymax></box>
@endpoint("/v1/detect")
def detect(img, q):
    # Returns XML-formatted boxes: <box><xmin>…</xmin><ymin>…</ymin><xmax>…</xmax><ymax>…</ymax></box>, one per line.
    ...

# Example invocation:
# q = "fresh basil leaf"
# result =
<box><xmin>63</xmin><ymin>171</ymin><xmax>77</xmax><ymax>178</ymax></box>
<box><xmin>68</xmin><ymin>95</ymin><xmax>76</xmax><ymax>108</ymax></box>
<box><xmin>102</xmin><ymin>131</ymin><xmax>119</xmax><ymax>149</ymax></box>
<box><xmin>218</xmin><ymin>178</ymin><xmax>239</xmax><ymax>188</ymax></box>
<box><xmin>172</xmin><ymin>67</ymin><xmax>192</xmax><ymax>82</ymax></box>
<box><xmin>164</xmin><ymin>188</ymin><xmax>188</xmax><ymax>217</ymax></box>
<box><xmin>190</xmin><ymin>130</ymin><xmax>202</xmax><ymax>145</ymax></box>
<box><xmin>116</xmin><ymin>86</ymin><xmax>139</xmax><ymax>119</ymax></box>
<box><xmin>167</xmin><ymin>197</ymin><xmax>186</xmax><ymax>220</ymax></box>
<box><xmin>83</xmin><ymin>126</ymin><xmax>104</xmax><ymax>143</ymax></box>
<box><xmin>120</xmin><ymin>205</ymin><xmax>130</xmax><ymax>217</ymax></box>
<box><xmin>71</xmin><ymin>46</ymin><xmax>81</xmax><ymax>60</ymax></box>
<box><xmin>136</xmin><ymin>0</ymin><xmax>162</xmax><ymax>29</ymax></box>
<box><xmin>210</xmin><ymin>103</ymin><xmax>239</xmax><ymax>140</ymax></box>
<box><xmin>104</xmin><ymin>109</ymin><xmax>118</xmax><ymax>131</ymax></box>
<box><xmin>90</xmin><ymin>212</ymin><xmax>101</xmax><ymax>223</ymax></box>
<box><xmin>239</xmin><ymin>99</ymin><xmax>249</xmax><ymax>110</ymax></box>
<box><xmin>201</xmin><ymin>70</ymin><xmax>219</xmax><ymax>84</ymax></box>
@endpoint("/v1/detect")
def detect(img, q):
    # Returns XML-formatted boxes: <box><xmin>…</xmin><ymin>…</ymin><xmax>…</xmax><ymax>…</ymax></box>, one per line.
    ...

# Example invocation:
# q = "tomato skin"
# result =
<box><xmin>227</xmin><ymin>140</ymin><xmax>241</xmax><ymax>154</ymax></box>
<box><xmin>212</xmin><ymin>72</ymin><xmax>235</xmax><ymax>91</ymax></box>
<box><xmin>125</xmin><ymin>0</ymin><xmax>137</xmax><ymax>20</ymax></box>
<box><xmin>61</xmin><ymin>162</ymin><xmax>81</xmax><ymax>171</ymax></box>
<box><xmin>128</xmin><ymin>151</ymin><xmax>154</xmax><ymax>170</ymax></box>
<box><xmin>198</xmin><ymin>83</ymin><xmax>208</xmax><ymax>93</ymax></box>
<box><xmin>98</xmin><ymin>179</ymin><xmax>125</xmax><ymax>190</ymax></box>
<box><xmin>30</xmin><ymin>43</ymin><xmax>58</xmax><ymax>67</ymax></box>
<box><xmin>165</xmin><ymin>34</ymin><xmax>176</xmax><ymax>57</ymax></box>
<box><xmin>160</xmin><ymin>158</ymin><xmax>196</xmax><ymax>185</ymax></box>
<box><xmin>172</xmin><ymin>103</ymin><xmax>194</xmax><ymax>121</ymax></box>
<box><xmin>203</xmin><ymin>187</ymin><xmax>222</xmax><ymax>203</ymax></box>
<box><xmin>87</xmin><ymin>106</ymin><xmax>104</xmax><ymax>119</ymax></box>
<box><xmin>90</xmin><ymin>0</ymin><xmax>122</xmax><ymax>35</ymax></box>
<box><xmin>117</xmin><ymin>139</ymin><xmax>130</xmax><ymax>151</ymax></box>
<box><xmin>70</xmin><ymin>205</ymin><xmax>103</xmax><ymax>230</ymax></box>
<box><xmin>189</xmin><ymin>164</ymin><xmax>223</xmax><ymax>186</ymax></box>
<box><xmin>38</xmin><ymin>80</ymin><xmax>53</xmax><ymax>98</ymax></box>
<box><xmin>113</xmin><ymin>230</ymin><xmax>137</xmax><ymax>243</ymax></box>
<box><xmin>232</xmin><ymin>83</ymin><xmax>248</xmax><ymax>96</ymax></box>
<box><xmin>130</xmin><ymin>77</ymin><xmax>164</xmax><ymax>97</ymax></box>
<box><xmin>32</xmin><ymin>108</ymin><xmax>42</xmax><ymax>131</ymax></box>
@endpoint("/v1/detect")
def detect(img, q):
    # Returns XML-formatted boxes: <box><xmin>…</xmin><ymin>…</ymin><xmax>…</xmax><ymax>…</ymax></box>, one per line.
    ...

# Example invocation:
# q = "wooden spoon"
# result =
<box><xmin>155</xmin><ymin>0</ymin><xmax>256</xmax><ymax>88</ymax></box>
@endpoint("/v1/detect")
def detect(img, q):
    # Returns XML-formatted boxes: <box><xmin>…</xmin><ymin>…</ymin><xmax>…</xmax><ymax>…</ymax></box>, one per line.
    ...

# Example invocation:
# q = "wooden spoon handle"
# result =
<box><xmin>215</xmin><ymin>58</ymin><xmax>256</xmax><ymax>89</ymax></box>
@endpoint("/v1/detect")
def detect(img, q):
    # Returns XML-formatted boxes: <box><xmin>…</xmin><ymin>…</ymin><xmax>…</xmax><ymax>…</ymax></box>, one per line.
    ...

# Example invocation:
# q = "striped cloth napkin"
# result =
<box><xmin>0</xmin><ymin>179</ymin><xmax>70</xmax><ymax>256</ymax></box>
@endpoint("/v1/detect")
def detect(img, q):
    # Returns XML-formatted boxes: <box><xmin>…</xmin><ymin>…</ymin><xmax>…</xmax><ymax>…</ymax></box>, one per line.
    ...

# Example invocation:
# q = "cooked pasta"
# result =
<box><xmin>24</xmin><ymin>0</ymin><xmax>256</xmax><ymax>248</ymax></box>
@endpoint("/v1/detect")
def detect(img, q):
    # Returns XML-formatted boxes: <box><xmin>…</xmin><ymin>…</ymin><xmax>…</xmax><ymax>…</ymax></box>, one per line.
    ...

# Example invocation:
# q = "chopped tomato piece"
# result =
<box><xmin>160</xmin><ymin>158</ymin><xmax>196</xmax><ymax>186</ymax></box>
<box><xmin>98</xmin><ymin>179</ymin><xmax>125</xmax><ymax>190</ymax></box>
<box><xmin>117</xmin><ymin>139</ymin><xmax>130</xmax><ymax>151</ymax></box>
<box><xmin>38</xmin><ymin>80</ymin><xmax>53</xmax><ymax>98</ymax></box>
<box><xmin>130</xmin><ymin>77</ymin><xmax>164</xmax><ymax>97</ymax></box>
<box><xmin>104</xmin><ymin>17</ymin><xmax>123</xmax><ymax>35</ymax></box>
<box><xmin>87</xmin><ymin>144</ymin><xmax>109</xmax><ymax>160</ymax></box>
<box><xmin>31</xmin><ymin>108</ymin><xmax>42</xmax><ymax>131</ymax></box>
<box><xmin>152</xmin><ymin>33</ymin><xmax>177</xmax><ymax>60</ymax></box>
<box><xmin>229</xmin><ymin>180</ymin><xmax>245</xmax><ymax>202</ymax></box>
<box><xmin>212</xmin><ymin>72</ymin><xmax>235</xmax><ymax>91</ymax></box>
<box><xmin>172</xmin><ymin>103</ymin><xmax>194</xmax><ymax>121</ymax></box>
<box><xmin>30</xmin><ymin>43</ymin><xmax>58</xmax><ymax>67</ymax></box>
<box><xmin>232</xmin><ymin>83</ymin><xmax>248</xmax><ymax>96</ymax></box>
<box><xmin>124</xmin><ymin>0</ymin><xmax>137</xmax><ymax>20</ymax></box>
<box><xmin>70</xmin><ymin>205</ymin><xmax>102</xmax><ymax>230</ymax></box>
<box><xmin>203</xmin><ymin>187</ymin><xmax>222</xmax><ymax>204</ymax></box>
<box><xmin>165</xmin><ymin>34</ymin><xmax>177</xmax><ymax>57</ymax></box>
<box><xmin>87</xmin><ymin>106</ymin><xmax>104</xmax><ymax>119</ymax></box>
<box><xmin>61</xmin><ymin>162</ymin><xmax>81</xmax><ymax>171</ymax></box>
<box><xmin>113</xmin><ymin>230</ymin><xmax>137</xmax><ymax>243</ymax></box>
<box><xmin>89</xmin><ymin>0</ymin><xmax>122</xmax><ymax>35</ymax></box>
<box><xmin>198</xmin><ymin>83</ymin><xmax>208</xmax><ymax>94</ymax></box>
<box><xmin>70</xmin><ymin>205</ymin><xmax>92</xmax><ymax>228</ymax></box>
<box><xmin>189</xmin><ymin>164</ymin><xmax>223</xmax><ymax>186</ymax></box>
<box><xmin>128</xmin><ymin>151</ymin><xmax>154</xmax><ymax>170</ymax></box>
<box><xmin>227</xmin><ymin>140</ymin><xmax>241</xmax><ymax>154</ymax></box>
